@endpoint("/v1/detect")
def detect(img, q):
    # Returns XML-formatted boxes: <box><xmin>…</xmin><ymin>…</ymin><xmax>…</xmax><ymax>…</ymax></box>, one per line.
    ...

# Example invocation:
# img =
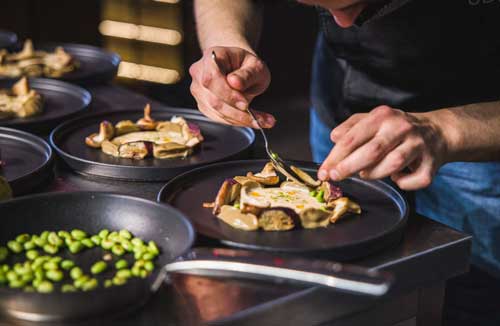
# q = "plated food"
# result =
<box><xmin>0</xmin><ymin>39</ymin><xmax>78</xmax><ymax>78</ymax></box>
<box><xmin>204</xmin><ymin>162</ymin><xmax>361</xmax><ymax>231</ymax></box>
<box><xmin>0</xmin><ymin>229</ymin><xmax>159</xmax><ymax>293</ymax></box>
<box><xmin>85</xmin><ymin>104</ymin><xmax>204</xmax><ymax>160</ymax></box>
<box><xmin>0</xmin><ymin>77</ymin><xmax>43</xmax><ymax>120</ymax></box>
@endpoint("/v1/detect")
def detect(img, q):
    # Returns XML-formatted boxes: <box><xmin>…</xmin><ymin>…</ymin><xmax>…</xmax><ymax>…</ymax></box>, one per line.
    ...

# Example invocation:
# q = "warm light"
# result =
<box><xmin>153</xmin><ymin>0</ymin><xmax>180</xmax><ymax>3</ymax></box>
<box><xmin>99</xmin><ymin>20</ymin><xmax>182</xmax><ymax>45</ymax></box>
<box><xmin>118</xmin><ymin>61</ymin><xmax>181</xmax><ymax>84</ymax></box>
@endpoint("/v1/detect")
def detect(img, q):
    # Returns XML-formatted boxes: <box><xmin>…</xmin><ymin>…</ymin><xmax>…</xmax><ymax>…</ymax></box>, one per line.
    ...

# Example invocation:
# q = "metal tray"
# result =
<box><xmin>158</xmin><ymin>160</ymin><xmax>408</xmax><ymax>260</ymax></box>
<box><xmin>0</xmin><ymin>30</ymin><xmax>17</xmax><ymax>50</ymax></box>
<box><xmin>50</xmin><ymin>109</ymin><xmax>255</xmax><ymax>181</ymax></box>
<box><xmin>0</xmin><ymin>127</ymin><xmax>54</xmax><ymax>195</ymax></box>
<box><xmin>0</xmin><ymin>78</ymin><xmax>91</xmax><ymax>134</ymax></box>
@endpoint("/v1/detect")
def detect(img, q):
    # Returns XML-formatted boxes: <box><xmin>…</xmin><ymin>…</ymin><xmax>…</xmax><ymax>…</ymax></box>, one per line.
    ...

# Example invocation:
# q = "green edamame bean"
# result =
<box><xmin>48</xmin><ymin>232</ymin><xmax>63</xmax><ymax>247</ymax></box>
<box><xmin>14</xmin><ymin>264</ymin><xmax>30</xmax><ymax>275</ymax></box>
<box><xmin>144</xmin><ymin>261</ymin><xmax>154</xmax><ymax>272</ymax></box>
<box><xmin>34</xmin><ymin>237</ymin><xmax>47</xmax><ymax>247</ymax></box>
<box><xmin>101</xmin><ymin>239</ymin><xmax>114</xmax><ymax>250</ymax></box>
<box><xmin>91</xmin><ymin>261</ymin><xmax>107</xmax><ymax>275</ymax></box>
<box><xmin>61</xmin><ymin>260</ymin><xmax>75</xmax><ymax>270</ymax></box>
<box><xmin>65</xmin><ymin>237</ymin><xmax>75</xmax><ymax>247</ymax></box>
<box><xmin>142</xmin><ymin>252</ymin><xmax>154</xmax><ymax>261</ymax></box>
<box><xmin>74</xmin><ymin>275</ymin><xmax>89</xmax><ymax>288</ymax></box>
<box><xmin>119</xmin><ymin>230</ymin><xmax>132</xmax><ymax>240</ymax></box>
<box><xmin>121</xmin><ymin>240</ymin><xmax>133</xmax><ymax>252</ymax></box>
<box><xmin>71</xmin><ymin>229</ymin><xmax>87</xmax><ymax>240</ymax></box>
<box><xmin>37</xmin><ymin>280</ymin><xmax>53</xmax><ymax>293</ymax></box>
<box><xmin>148</xmin><ymin>241</ymin><xmax>159</xmax><ymax>255</ymax></box>
<box><xmin>23</xmin><ymin>241</ymin><xmax>36</xmax><ymax>251</ymax></box>
<box><xmin>15</xmin><ymin>233</ymin><xmax>30</xmax><ymax>243</ymax></box>
<box><xmin>34</xmin><ymin>268</ymin><xmax>44</xmax><ymax>280</ymax></box>
<box><xmin>134</xmin><ymin>260</ymin><xmax>145</xmax><ymax>268</ymax></box>
<box><xmin>139</xmin><ymin>270</ymin><xmax>148</xmax><ymax>278</ymax></box>
<box><xmin>0</xmin><ymin>247</ymin><xmax>8</xmax><ymax>261</ymax></box>
<box><xmin>131</xmin><ymin>238</ymin><xmax>144</xmax><ymax>247</ymax></box>
<box><xmin>111</xmin><ymin>244</ymin><xmax>125</xmax><ymax>256</ymax></box>
<box><xmin>104</xmin><ymin>279</ymin><xmax>113</xmax><ymax>288</ymax></box>
<box><xmin>115</xmin><ymin>259</ymin><xmax>128</xmax><ymax>270</ymax></box>
<box><xmin>112</xmin><ymin>277</ymin><xmax>126</xmax><ymax>286</ymax></box>
<box><xmin>24</xmin><ymin>285</ymin><xmax>35</xmax><ymax>292</ymax></box>
<box><xmin>98</xmin><ymin>229</ymin><xmax>109</xmax><ymax>239</ymax></box>
<box><xmin>57</xmin><ymin>231</ymin><xmax>71</xmax><ymax>239</ymax></box>
<box><xmin>90</xmin><ymin>235</ymin><xmax>101</xmax><ymax>246</ymax></box>
<box><xmin>81</xmin><ymin>239</ymin><xmax>95</xmax><ymax>248</ymax></box>
<box><xmin>50</xmin><ymin>257</ymin><xmax>62</xmax><ymax>264</ymax></box>
<box><xmin>21</xmin><ymin>272</ymin><xmax>34</xmax><ymax>282</ymax></box>
<box><xmin>7</xmin><ymin>240</ymin><xmax>23</xmax><ymax>253</ymax></box>
<box><xmin>0</xmin><ymin>274</ymin><xmax>5</xmax><ymax>284</ymax></box>
<box><xmin>46</xmin><ymin>270</ymin><xmax>64</xmax><ymax>282</ymax></box>
<box><xmin>1</xmin><ymin>264</ymin><xmax>9</xmax><ymax>272</ymax></box>
<box><xmin>61</xmin><ymin>284</ymin><xmax>77</xmax><ymax>293</ymax></box>
<box><xmin>40</xmin><ymin>231</ymin><xmax>49</xmax><ymax>240</ymax></box>
<box><xmin>9</xmin><ymin>279</ymin><xmax>25</xmax><ymax>288</ymax></box>
<box><xmin>70</xmin><ymin>267</ymin><xmax>83</xmax><ymax>280</ymax></box>
<box><xmin>43</xmin><ymin>261</ymin><xmax>58</xmax><ymax>270</ymax></box>
<box><xmin>69</xmin><ymin>241</ymin><xmax>84</xmax><ymax>254</ymax></box>
<box><xmin>26</xmin><ymin>249</ymin><xmax>39</xmax><ymax>260</ymax></box>
<box><xmin>107</xmin><ymin>231</ymin><xmax>119</xmax><ymax>242</ymax></box>
<box><xmin>131</xmin><ymin>266</ymin><xmax>141</xmax><ymax>277</ymax></box>
<box><xmin>116</xmin><ymin>269</ymin><xmax>131</xmax><ymax>279</ymax></box>
<box><xmin>43</xmin><ymin>244</ymin><xmax>58</xmax><ymax>255</ymax></box>
<box><xmin>81</xmin><ymin>278</ymin><xmax>98</xmax><ymax>291</ymax></box>
<box><xmin>6</xmin><ymin>271</ymin><xmax>18</xmax><ymax>282</ymax></box>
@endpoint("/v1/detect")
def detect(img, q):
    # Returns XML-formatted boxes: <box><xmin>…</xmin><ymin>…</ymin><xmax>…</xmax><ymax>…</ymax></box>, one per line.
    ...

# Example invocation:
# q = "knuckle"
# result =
<box><xmin>373</xmin><ymin>105</ymin><xmax>393</xmax><ymax>117</ymax></box>
<box><xmin>419</xmin><ymin>174</ymin><xmax>432</xmax><ymax>188</ymax></box>
<box><xmin>413</xmin><ymin>138</ymin><xmax>425</xmax><ymax>151</ymax></box>
<box><xmin>389</xmin><ymin>152</ymin><xmax>406</xmax><ymax>170</ymax></box>
<box><xmin>330</xmin><ymin>130</ymin><xmax>338</xmax><ymax>142</ymax></box>
<box><xmin>368</xmin><ymin>139</ymin><xmax>385</xmax><ymax>156</ymax></box>
<box><xmin>398</xmin><ymin>120</ymin><xmax>414</xmax><ymax>135</ymax></box>
<box><xmin>201</xmin><ymin>73</ymin><xmax>212</xmax><ymax>88</ymax></box>
<box><xmin>207</xmin><ymin>96</ymin><xmax>222</xmax><ymax>111</ymax></box>
<box><xmin>338</xmin><ymin>134</ymin><xmax>355</xmax><ymax>148</ymax></box>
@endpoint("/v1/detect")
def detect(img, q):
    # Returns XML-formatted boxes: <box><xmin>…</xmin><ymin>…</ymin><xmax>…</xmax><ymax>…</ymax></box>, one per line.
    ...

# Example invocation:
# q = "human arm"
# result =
<box><xmin>318</xmin><ymin>101</ymin><xmax>500</xmax><ymax>190</ymax></box>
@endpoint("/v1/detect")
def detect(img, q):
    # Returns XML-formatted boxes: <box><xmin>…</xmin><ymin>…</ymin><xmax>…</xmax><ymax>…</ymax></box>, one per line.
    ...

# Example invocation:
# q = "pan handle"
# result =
<box><xmin>164</xmin><ymin>248</ymin><xmax>393</xmax><ymax>297</ymax></box>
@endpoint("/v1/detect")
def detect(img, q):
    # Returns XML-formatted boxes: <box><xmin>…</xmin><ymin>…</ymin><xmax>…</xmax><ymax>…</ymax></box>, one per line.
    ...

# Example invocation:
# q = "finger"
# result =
<box><xmin>330</xmin><ymin>114</ymin><xmax>365</xmax><ymax>142</ymax></box>
<box><xmin>201</xmin><ymin>56</ymin><xmax>249</xmax><ymax>111</ymax></box>
<box><xmin>391</xmin><ymin>155</ymin><xmax>434</xmax><ymax>191</ymax></box>
<box><xmin>227</xmin><ymin>55</ymin><xmax>270</xmax><ymax>97</ymax></box>
<box><xmin>359</xmin><ymin>138</ymin><xmax>424</xmax><ymax>180</ymax></box>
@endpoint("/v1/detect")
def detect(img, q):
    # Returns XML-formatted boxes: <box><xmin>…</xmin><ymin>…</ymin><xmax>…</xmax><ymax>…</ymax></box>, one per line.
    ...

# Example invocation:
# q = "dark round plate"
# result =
<box><xmin>0</xmin><ymin>43</ymin><xmax>120</xmax><ymax>85</ymax></box>
<box><xmin>50</xmin><ymin>108</ymin><xmax>255</xmax><ymax>181</ymax></box>
<box><xmin>158</xmin><ymin>160</ymin><xmax>408</xmax><ymax>259</ymax></box>
<box><xmin>0</xmin><ymin>30</ymin><xmax>17</xmax><ymax>50</ymax></box>
<box><xmin>0</xmin><ymin>78</ymin><xmax>91</xmax><ymax>134</ymax></box>
<box><xmin>0</xmin><ymin>127</ymin><xmax>54</xmax><ymax>195</ymax></box>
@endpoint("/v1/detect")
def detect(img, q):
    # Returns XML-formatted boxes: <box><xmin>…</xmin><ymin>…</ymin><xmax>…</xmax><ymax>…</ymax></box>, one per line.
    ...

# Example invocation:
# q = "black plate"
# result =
<box><xmin>50</xmin><ymin>109</ymin><xmax>255</xmax><ymax>181</ymax></box>
<box><xmin>1</xmin><ymin>43</ymin><xmax>120</xmax><ymax>85</ymax></box>
<box><xmin>158</xmin><ymin>160</ymin><xmax>408</xmax><ymax>260</ymax></box>
<box><xmin>0</xmin><ymin>78</ymin><xmax>91</xmax><ymax>134</ymax></box>
<box><xmin>0</xmin><ymin>192</ymin><xmax>195</xmax><ymax>321</ymax></box>
<box><xmin>0</xmin><ymin>30</ymin><xmax>17</xmax><ymax>50</ymax></box>
<box><xmin>0</xmin><ymin>127</ymin><xmax>54</xmax><ymax>195</ymax></box>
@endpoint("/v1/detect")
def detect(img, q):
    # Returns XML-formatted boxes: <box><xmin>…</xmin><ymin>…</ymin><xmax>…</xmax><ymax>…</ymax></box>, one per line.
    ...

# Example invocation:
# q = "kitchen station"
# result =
<box><xmin>1</xmin><ymin>1</ymin><xmax>499</xmax><ymax>326</ymax></box>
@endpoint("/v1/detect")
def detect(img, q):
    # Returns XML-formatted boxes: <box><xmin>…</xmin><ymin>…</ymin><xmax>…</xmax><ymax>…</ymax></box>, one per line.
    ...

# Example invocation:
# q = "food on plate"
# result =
<box><xmin>0</xmin><ymin>39</ymin><xmax>78</xmax><ymax>78</ymax></box>
<box><xmin>203</xmin><ymin>162</ymin><xmax>361</xmax><ymax>231</ymax></box>
<box><xmin>0</xmin><ymin>176</ymin><xmax>12</xmax><ymax>201</ymax></box>
<box><xmin>0</xmin><ymin>229</ymin><xmax>160</xmax><ymax>293</ymax></box>
<box><xmin>85</xmin><ymin>103</ymin><xmax>204</xmax><ymax>160</ymax></box>
<box><xmin>0</xmin><ymin>77</ymin><xmax>43</xmax><ymax>119</ymax></box>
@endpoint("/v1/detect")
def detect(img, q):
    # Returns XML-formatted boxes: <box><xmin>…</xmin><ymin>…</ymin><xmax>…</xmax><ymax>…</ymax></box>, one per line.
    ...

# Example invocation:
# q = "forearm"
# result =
<box><xmin>194</xmin><ymin>0</ymin><xmax>263</xmax><ymax>53</ymax></box>
<box><xmin>423</xmin><ymin>101</ymin><xmax>500</xmax><ymax>162</ymax></box>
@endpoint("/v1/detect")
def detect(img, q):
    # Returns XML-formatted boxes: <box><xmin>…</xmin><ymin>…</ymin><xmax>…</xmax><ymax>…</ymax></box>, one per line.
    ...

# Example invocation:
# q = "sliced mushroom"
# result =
<box><xmin>217</xmin><ymin>205</ymin><xmax>258</xmax><ymax>231</ymax></box>
<box><xmin>258</xmin><ymin>208</ymin><xmax>295</xmax><ymax>231</ymax></box>
<box><xmin>213</xmin><ymin>178</ymin><xmax>240</xmax><ymax>215</ymax></box>
<box><xmin>330</xmin><ymin>197</ymin><xmax>362</xmax><ymax>223</ymax></box>
<box><xmin>299</xmin><ymin>208</ymin><xmax>331</xmax><ymax>229</ymax></box>
<box><xmin>85</xmin><ymin>121</ymin><xmax>115</xmax><ymax>148</ymax></box>
<box><xmin>11</xmin><ymin>77</ymin><xmax>30</xmax><ymax>96</ymax></box>
<box><xmin>246</xmin><ymin>162</ymin><xmax>280</xmax><ymax>185</ymax></box>
<box><xmin>319</xmin><ymin>181</ymin><xmax>343</xmax><ymax>206</ymax></box>
<box><xmin>291</xmin><ymin>165</ymin><xmax>321</xmax><ymax>187</ymax></box>
<box><xmin>156</xmin><ymin>121</ymin><xmax>182</xmax><ymax>134</ymax></box>
<box><xmin>136</xmin><ymin>104</ymin><xmax>157</xmax><ymax>130</ymax></box>
<box><xmin>118</xmin><ymin>141</ymin><xmax>149</xmax><ymax>160</ymax></box>
<box><xmin>8</xmin><ymin>40</ymin><xmax>35</xmax><ymax>61</ymax></box>
<box><xmin>115</xmin><ymin>120</ymin><xmax>141</xmax><ymax>136</ymax></box>
<box><xmin>15</xmin><ymin>90</ymin><xmax>43</xmax><ymax>118</ymax></box>
<box><xmin>153</xmin><ymin>142</ymin><xmax>191</xmax><ymax>159</ymax></box>
<box><xmin>101</xmin><ymin>140</ymin><xmax>119</xmax><ymax>157</ymax></box>
<box><xmin>233</xmin><ymin>176</ymin><xmax>254</xmax><ymax>185</ymax></box>
<box><xmin>272</xmin><ymin>161</ymin><xmax>303</xmax><ymax>184</ymax></box>
<box><xmin>240</xmin><ymin>180</ymin><xmax>270</xmax><ymax>208</ymax></box>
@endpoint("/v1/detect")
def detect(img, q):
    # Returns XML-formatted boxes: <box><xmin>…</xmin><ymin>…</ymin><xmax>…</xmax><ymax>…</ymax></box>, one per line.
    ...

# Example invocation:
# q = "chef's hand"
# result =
<box><xmin>189</xmin><ymin>46</ymin><xmax>275</xmax><ymax>129</ymax></box>
<box><xmin>318</xmin><ymin>106</ymin><xmax>450</xmax><ymax>191</ymax></box>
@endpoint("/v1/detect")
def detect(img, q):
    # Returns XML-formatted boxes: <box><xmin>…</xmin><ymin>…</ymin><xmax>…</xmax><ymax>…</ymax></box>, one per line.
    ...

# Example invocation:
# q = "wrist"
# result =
<box><xmin>201</xmin><ymin>36</ymin><xmax>256</xmax><ymax>55</ymax></box>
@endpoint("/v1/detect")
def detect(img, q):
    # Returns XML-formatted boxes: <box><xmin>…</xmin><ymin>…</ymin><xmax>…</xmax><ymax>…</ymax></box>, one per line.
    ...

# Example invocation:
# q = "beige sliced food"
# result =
<box><xmin>111</xmin><ymin>131</ymin><xmax>185</xmax><ymax>146</ymax></box>
<box><xmin>299</xmin><ymin>208</ymin><xmax>331</xmax><ymax>229</ymax></box>
<box><xmin>153</xmin><ymin>143</ymin><xmax>191</xmax><ymax>159</ymax></box>
<box><xmin>0</xmin><ymin>77</ymin><xmax>43</xmax><ymax>119</ymax></box>
<box><xmin>115</xmin><ymin>120</ymin><xmax>141</xmax><ymax>136</ymax></box>
<box><xmin>85</xmin><ymin>121</ymin><xmax>114</xmax><ymax>148</ymax></box>
<box><xmin>217</xmin><ymin>205</ymin><xmax>258</xmax><ymax>231</ymax></box>
<box><xmin>258</xmin><ymin>209</ymin><xmax>295</xmax><ymax>231</ymax></box>
<box><xmin>291</xmin><ymin>165</ymin><xmax>321</xmax><ymax>187</ymax></box>
<box><xmin>118</xmin><ymin>142</ymin><xmax>149</xmax><ymax>159</ymax></box>
<box><xmin>330</xmin><ymin>197</ymin><xmax>362</xmax><ymax>223</ymax></box>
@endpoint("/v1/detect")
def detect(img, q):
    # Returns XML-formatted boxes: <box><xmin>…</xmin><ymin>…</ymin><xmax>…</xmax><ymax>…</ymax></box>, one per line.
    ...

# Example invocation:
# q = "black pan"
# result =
<box><xmin>0</xmin><ymin>78</ymin><xmax>91</xmax><ymax>134</ymax></box>
<box><xmin>158</xmin><ymin>160</ymin><xmax>409</xmax><ymax>260</ymax></box>
<box><xmin>0</xmin><ymin>30</ymin><xmax>17</xmax><ymax>50</ymax></box>
<box><xmin>50</xmin><ymin>108</ymin><xmax>255</xmax><ymax>181</ymax></box>
<box><xmin>0</xmin><ymin>127</ymin><xmax>54</xmax><ymax>195</ymax></box>
<box><xmin>0</xmin><ymin>43</ymin><xmax>120</xmax><ymax>85</ymax></box>
<box><xmin>0</xmin><ymin>192</ymin><xmax>393</xmax><ymax>322</ymax></box>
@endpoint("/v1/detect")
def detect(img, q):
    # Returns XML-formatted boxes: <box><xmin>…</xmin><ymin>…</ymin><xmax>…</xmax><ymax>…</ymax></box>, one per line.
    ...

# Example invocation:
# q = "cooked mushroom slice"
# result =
<box><xmin>85</xmin><ymin>121</ymin><xmax>115</xmax><ymax>148</ymax></box>
<box><xmin>299</xmin><ymin>208</ymin><xmax>331</xmax><ymax>229</ymax></box>
<box><xmin>15</xmin><ymin>91</ymin><xmax>43</xmax><ymax>118</ymax></box>
<box><xmin>330</xmin><ymin>197</ymin><xmax>362</xmax><ymax>223</ymax></box>
<box><xmin>290</xmin><ymin>165</ymin><xmax>321</xmax><ymax>187</ymax></box>
<box><xmin>319</xmin><ymin>181</ymin><xmax>343</xmax><ymax>206</ymax></box>
<box><xmin>136</xmin><ymin>104</ymin><xmax>157</xmax><ymax>130</ymax></box>
<box><xmin>233</xmin><ymin>176</ymin><xmax>254</xmax><ymax>185</ymax></box>
<box><xmin>11</xmin><ymin>77</ymin><xmax>30</xmax><ymax>96</ymax></box>
<box><xmin>155</xmin><ymin>121</ymin><xmax>182</xmax><ymax>134</ymax></box>
<box><xmin>258</xmin><ymin>209</ymin><xmax>295</xmax><ymax>231</ymax></box>
<box><xmin>7</xmin><ymin>40</ymin><xmax>35</xmax><ymax>61</ymax></box>
<box><xmin>111</xmin><ymin>131</ymin><xmax>168</xmax><ymax>146</ymax></box>
<box><xmin>240</xmin><ymin>180</ymin><xmax>270</xmax><ymax>208</ymax></box>
<box><xmin>115</xmin><ymin>120</ymin><xmax>141</xmax><ymax>136</ymax></box>
<box><xmin>246</xmin><ymin>162</ymin><xmax>280</xmax><ymax>185</ymax></box>
<box><xmin>101</xmin><ymin>140</ymin><xmax>119</xmax><ymax>157</ymax></box>
<box><xmin>118</xmin><ymin>141</ymin><xmax>149</xmax><ymax>159</ymax></box>
<box><xmin>213</xmin><ymin>178</ymin><xmax>240</xmax><ymax>215</ymax></box>
<box><xmin>272</xmin><ymin>161</ymin><xmax>303</xmax><ymax>184</ymax></box>
<box><xmin>153</xmin><ymin>142</ymin><xmax>190</xmax><ymax>159</ymax></box>
<box><xmin>217</xmin><ymin>205</ymin><xmax>258</xmax><ymax>231</ymax></box>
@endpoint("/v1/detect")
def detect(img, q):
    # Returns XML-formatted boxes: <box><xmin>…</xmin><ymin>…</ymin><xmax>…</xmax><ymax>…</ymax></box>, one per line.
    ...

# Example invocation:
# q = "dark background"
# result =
<box><xmin>0</xmin><ymin>0</ymin><xmax>318</xmax><ymax>161</ymax></box>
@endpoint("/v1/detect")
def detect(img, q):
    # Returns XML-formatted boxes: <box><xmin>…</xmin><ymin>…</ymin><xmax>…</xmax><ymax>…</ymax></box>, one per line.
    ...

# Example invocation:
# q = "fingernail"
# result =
<box><xmin>236</xmin><ymin>101</ymin><xmax>247</xmax><ymax>111</ymax></box>
<box><xmin>318</xmin><ymin>169</ymin><xmax>328</xmax><ymax>181</ymax></box>
<box><xmin>330</xmin><ymin>169</ymin><xmax>340</xmax><ymax>181</ymax></box>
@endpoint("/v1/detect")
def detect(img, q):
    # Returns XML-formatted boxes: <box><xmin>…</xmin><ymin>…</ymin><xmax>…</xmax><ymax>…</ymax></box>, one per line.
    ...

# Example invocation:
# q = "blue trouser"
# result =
<box><xmin>310</xmin><ymin>108</ymin><xmax>500</xmax><ymax>325</ymax></box>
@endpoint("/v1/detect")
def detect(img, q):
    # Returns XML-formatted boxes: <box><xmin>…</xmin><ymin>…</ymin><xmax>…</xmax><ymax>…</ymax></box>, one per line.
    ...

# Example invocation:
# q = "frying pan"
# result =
<box><xmin>0</xmin><ymin>192</ymin><xmax>392</xmax><ymax>322</ymax></box>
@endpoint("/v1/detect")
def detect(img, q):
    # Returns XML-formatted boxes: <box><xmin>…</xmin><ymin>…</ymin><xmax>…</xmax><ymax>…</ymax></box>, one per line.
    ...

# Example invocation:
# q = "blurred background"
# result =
<box><xmin>0</xmin><ymin>0</ymin><xmax>318</xmax><ymax>161</ymax></box>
